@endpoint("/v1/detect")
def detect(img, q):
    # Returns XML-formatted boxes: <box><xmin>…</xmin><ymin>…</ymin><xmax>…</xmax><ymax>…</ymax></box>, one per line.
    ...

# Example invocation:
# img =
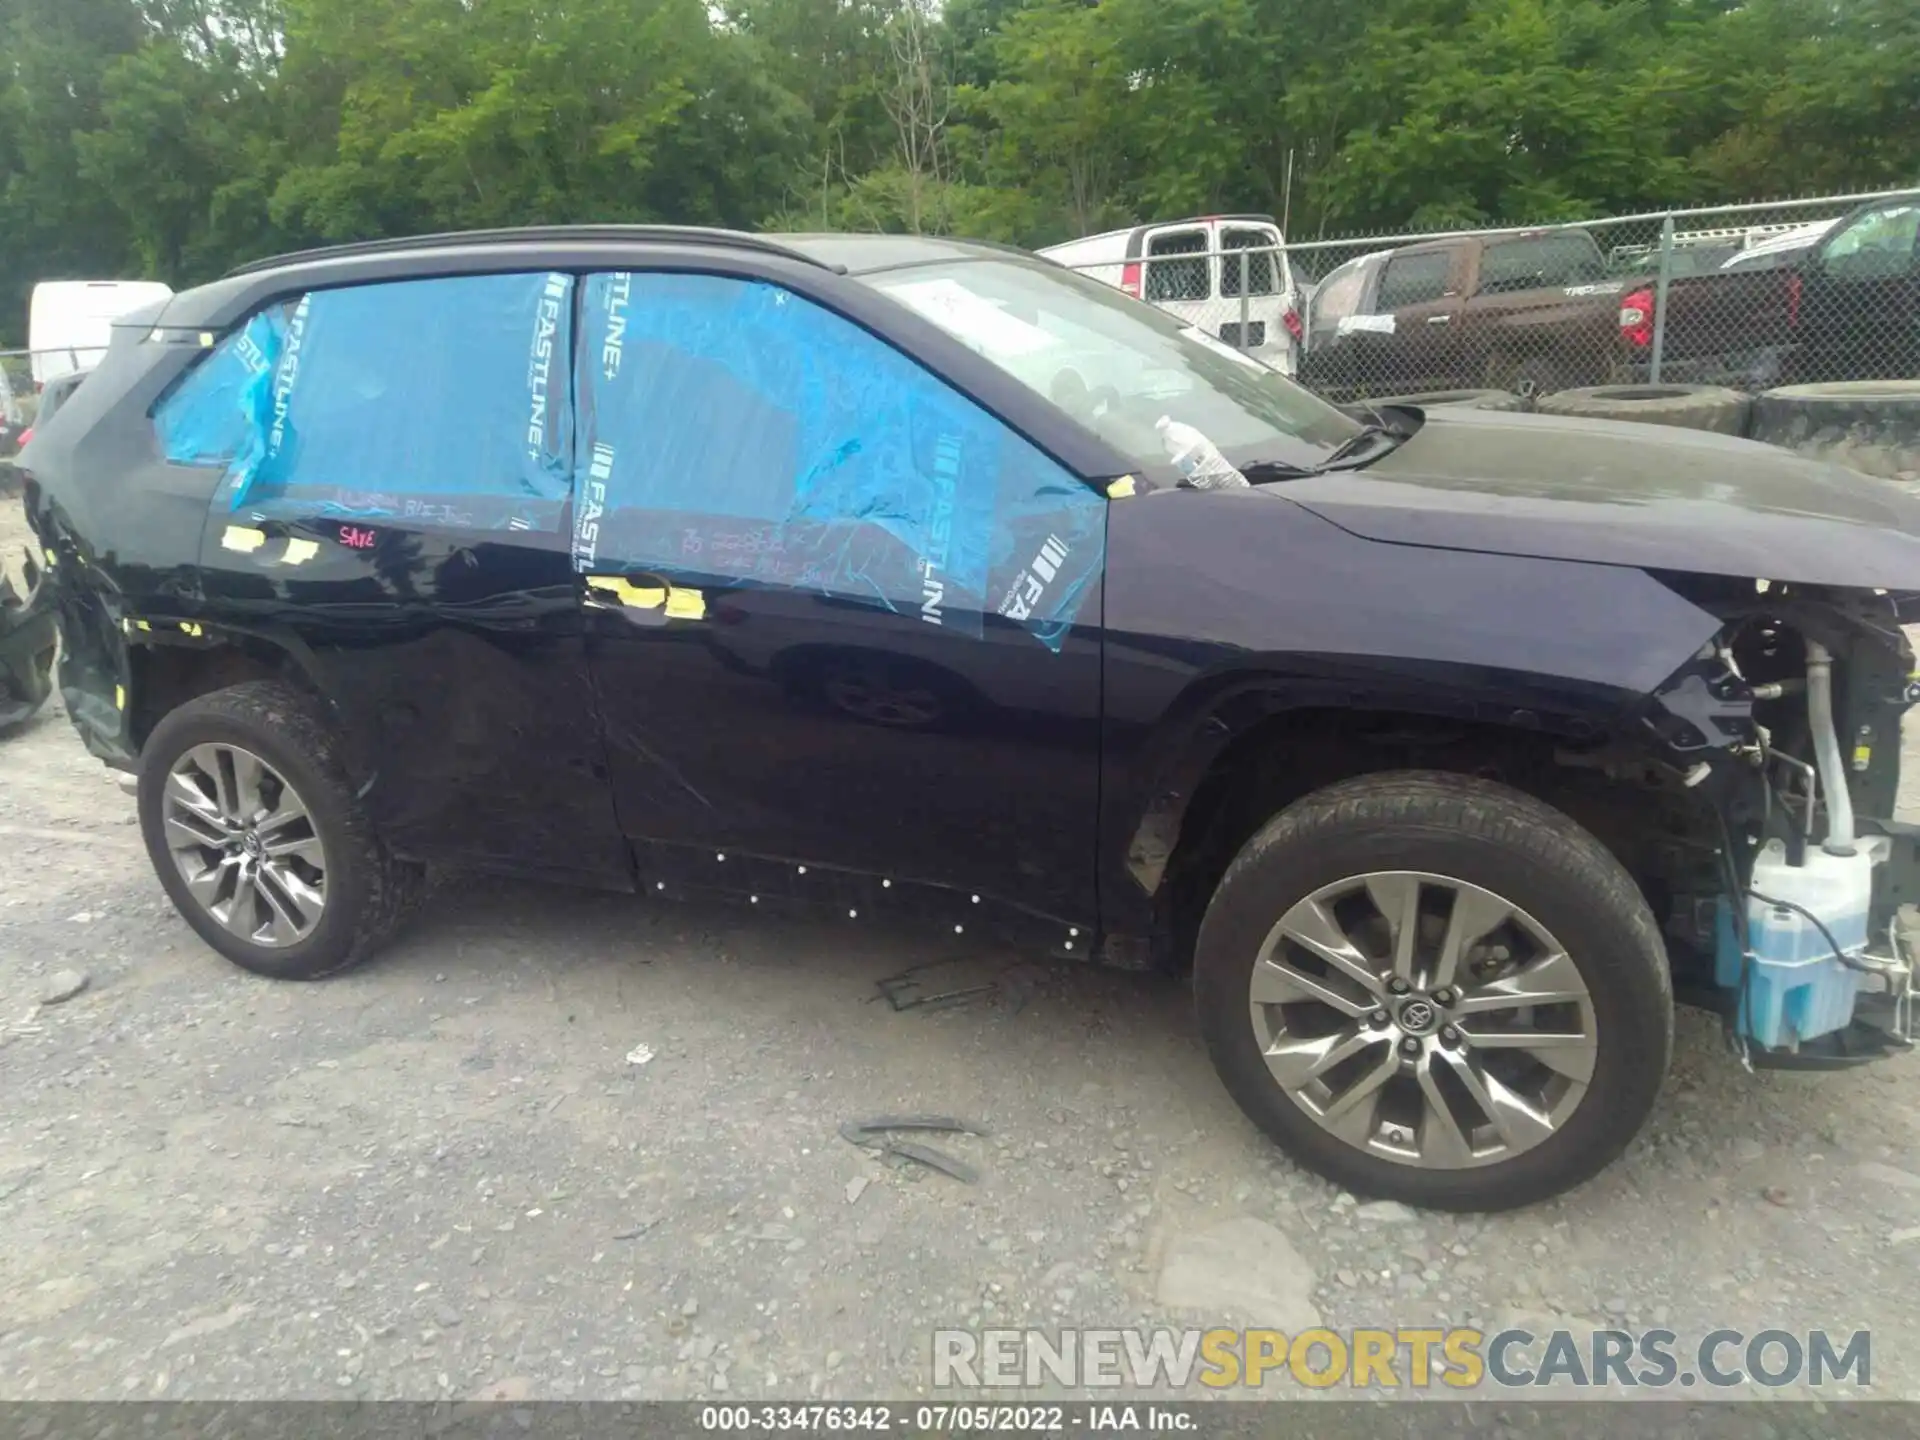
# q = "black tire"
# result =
<box><xmin>1193</xmin><ymin>771</ymin><xmax>1673</xmax><ymax>1212</ymax></box>
<box><xmin>1354</xmin><ymin>389</ymin><xmax>1524</xmax><ymax>414</ymax></box>
<box><xmin>1749</xmin><ymin>381</ymin><xmax>1920</xmax><ymax>481</ymax></box>
<box><xmin>137</xmin><ymin>680</ymin><xmax>424</xmax><ymax>980</ymax></box>
<box><xmin>1536</xmin><ymin>383</ymin><xmax>1751</xmax><ymax>434</ymax></box>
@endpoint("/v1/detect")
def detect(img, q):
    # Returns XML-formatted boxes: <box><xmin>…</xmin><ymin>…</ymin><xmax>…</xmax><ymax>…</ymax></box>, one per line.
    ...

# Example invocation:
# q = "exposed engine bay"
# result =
<box><xmin>1632</xmin><ymin>575</ymin><xmax>1919</xmax><ymax>1068</ymax></box>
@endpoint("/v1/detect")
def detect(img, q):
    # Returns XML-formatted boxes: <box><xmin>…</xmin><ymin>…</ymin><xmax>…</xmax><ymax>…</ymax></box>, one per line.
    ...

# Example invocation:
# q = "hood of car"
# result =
<box><xmin>1273</xmin><ymin>405</ymin><xmax>1920</xmax><ymax>591</ymax></box>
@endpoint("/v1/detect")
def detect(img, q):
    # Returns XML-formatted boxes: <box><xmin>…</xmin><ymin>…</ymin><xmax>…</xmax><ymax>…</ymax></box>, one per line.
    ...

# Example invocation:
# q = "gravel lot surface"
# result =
<box><xmin>3</xmin><ymin>499</ymin><xmax>1919</xmax><ymax>1403</ymax></box>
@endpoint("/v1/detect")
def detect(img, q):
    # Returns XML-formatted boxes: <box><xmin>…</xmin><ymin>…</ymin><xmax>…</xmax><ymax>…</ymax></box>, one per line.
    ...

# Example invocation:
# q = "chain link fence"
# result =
<box><xmin>1050</xmin><ymin>188</ymin><xmax>1920</xmax><ymax>478</ymax></box>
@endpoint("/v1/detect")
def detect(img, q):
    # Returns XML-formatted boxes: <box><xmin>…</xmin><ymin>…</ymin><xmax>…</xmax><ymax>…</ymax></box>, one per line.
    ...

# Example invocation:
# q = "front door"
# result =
<box><xmin>1795</xmin><ymin>200</ymin><xmax>1920</xmax><ymax>383</ymax></box>
<box><xmin>570</xmin><ymin>270</ymin><xmax>1108</xmax><ymax>935</ymax></box>
<box><xmin>1371</xmin><ymin>250</ymin><xmax>1462</xmax><ymax>393</ymax></box>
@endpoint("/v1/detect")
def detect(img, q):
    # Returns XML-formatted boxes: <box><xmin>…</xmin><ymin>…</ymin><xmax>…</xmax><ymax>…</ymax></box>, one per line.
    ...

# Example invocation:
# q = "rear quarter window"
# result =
<box><xmin>1477</xmin><ymin>233</ymin><xmax>1605</xmax><ymax>294</ymax></box>
<box><xmin>153</xmin><ymin>304</ymin><xmax>293</xmax><ymax>468</ymax></box>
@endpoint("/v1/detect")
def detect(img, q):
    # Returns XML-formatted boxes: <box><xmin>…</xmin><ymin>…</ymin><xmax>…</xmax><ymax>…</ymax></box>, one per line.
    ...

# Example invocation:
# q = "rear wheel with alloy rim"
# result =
<box><xmin>163</xmin><ymin>742</ymin><xmax>329</xmax><ymax>947</ymax></box>
<box><xmin>138</xmin><ymin>681</ymin><xmax>423</xmax><ymax>979</ymax></box>
<box><xmin>1195</xmin><ymin>772</ymin><xmax>1671</xmax><ymax>1211</ymax></box>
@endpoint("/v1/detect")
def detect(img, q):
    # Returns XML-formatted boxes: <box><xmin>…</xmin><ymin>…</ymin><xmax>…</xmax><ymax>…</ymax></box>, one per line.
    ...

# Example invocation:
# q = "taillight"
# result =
<box><xmin>1283</xmin><ymin>308</ymin><xmax>1304</xmax><ymax>343</ymax></box>
<box><xmin>15</xmin><ymin>427</ymin><xmax>32</xmax><ymax>448</ymax></box>
<box><xmin>1619</xmin><ymin>288</ymin><xmax>1654</xmax><ymax>347</ymax></box>
<box><xmin>1787</xmin><ymin>272</ymin><xmax>1802</xmax><ymax>329</ymax></box>
<box><xmin>1120</xmin><ymin>262</ymin><xmax>1142</xmax><ymax>299</ymax></box>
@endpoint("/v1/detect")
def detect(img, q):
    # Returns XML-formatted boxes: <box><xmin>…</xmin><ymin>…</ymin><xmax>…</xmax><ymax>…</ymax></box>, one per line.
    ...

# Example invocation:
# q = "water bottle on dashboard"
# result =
<box><xmin>1156</xmin><ymin>416</ymin><xmax>1249</xmax><ymax>490</ymax></box>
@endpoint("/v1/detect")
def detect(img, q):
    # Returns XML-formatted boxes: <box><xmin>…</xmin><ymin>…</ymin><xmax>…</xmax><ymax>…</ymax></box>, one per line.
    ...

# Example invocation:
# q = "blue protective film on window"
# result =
<box><xmin>222</xmin><ymin>273</ymin><xmax>574</xmax><ymax>533</ymax></box>
<box><xmin>155</xmin><ymin>306</ymin><xmax>290</xmax><ymax>468</ymax></box>
<box><xmin>571</xmin><ymin>272</ymin><xmax>1103</xmax><ymax>648</ymax></box>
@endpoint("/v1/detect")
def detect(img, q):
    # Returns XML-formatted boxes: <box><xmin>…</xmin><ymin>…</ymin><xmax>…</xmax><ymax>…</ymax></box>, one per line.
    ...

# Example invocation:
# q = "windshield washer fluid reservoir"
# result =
<box><xmin>1715</xmin><ymin>839</ymin><xmax>1872</xmax><ymax>1049</ymax></box>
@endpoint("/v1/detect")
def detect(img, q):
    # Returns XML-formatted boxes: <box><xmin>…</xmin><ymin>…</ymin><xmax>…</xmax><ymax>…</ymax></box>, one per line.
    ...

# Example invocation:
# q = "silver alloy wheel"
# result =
<box><xmin>1248</xmin><ymin>870</ymin><xmax>1598</xmax><ymax>1169</ymax></box>
<box><xmin>162</xmin><ymin>743</ymin><xmax>327</xmax><ymax>948</ymax></box>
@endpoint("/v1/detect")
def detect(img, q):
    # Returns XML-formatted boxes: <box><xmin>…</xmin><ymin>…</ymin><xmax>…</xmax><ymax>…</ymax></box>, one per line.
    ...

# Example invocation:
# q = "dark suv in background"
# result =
<box><xmin>17</xmin><ymin>225</ymin><xmax>1920</xmax><ymax>1211</ymax></box>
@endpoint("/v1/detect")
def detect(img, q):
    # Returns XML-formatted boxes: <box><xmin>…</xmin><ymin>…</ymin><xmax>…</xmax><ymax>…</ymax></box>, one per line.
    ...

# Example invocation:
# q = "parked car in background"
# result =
<box><xmin>1784</xmin><ymin>195</ymin><xmax>1920</xmax><ymax>383</ymax></box>
<box><xmin>1606</xmin><ymin>232</ymin><xmax>1743</xmax><ymax>279</ymax></box>
<box><xmin>1299</xmin><ymin>227</ymin><xmax>1630</xmax><ymax>400</ymax></box>
<box><xmin>1617</xmin><ymin>198</ymin><xmax>1918</xmax><ymax>388</ymax></box>
<box><xmin>1301</xmin><ymin>248</ymin><xmax>1390</xmax><ymax>370</ymax></box>
<box><xmin>28</xmin><ymin>279</ymin><xmax>173</xmax><ymax>388</ymax></box>
<box><xmin>1718</xmin><ymin>219</ymin><xmax>1838</xmax><ymax>274</ymax></box>
<box><xmin>1297</xmin><ymin>198</ymin><xmax>1919</xmax><ymax>401</ymax></box>
<box><xmin>1040</xmin><ymin>215</ymin><xmax>1303</xmax><ymax>376</ymax></box>
<box><xmin>19</xmin><ymin>224</ymin><xmax>1920</xmax><ymax>1211</ymax></box>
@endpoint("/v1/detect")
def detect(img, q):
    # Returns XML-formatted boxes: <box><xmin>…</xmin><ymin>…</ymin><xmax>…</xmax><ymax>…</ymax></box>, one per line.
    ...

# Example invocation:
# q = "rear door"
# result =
<box><xmin>1370</xmin><ymin>249</ymin><xmax>1461</xmax><ymax>393</ymax></box>
<box><xmin>1218</xmin><ymin>222</ymin><xmax>1298</xmax><ymax>374</ymax></box>
<box><xmin>177</xmin><ymin>272</ymin><xmax>629</xmax><ymax>887</ymax></box>
<box><xmin>1457</xmin><ymin>232</ymin><xmax>1617</xmax><ymax>393</ymax></box>
<box><xmin>1794</xmin><ymin>200</ymin><xmax>1920</xmax><ymax>383</ymax></box>
<box><xmin>1140</xmin><ymin>224</ymin><xmax>1214</xmax><ymax>334</ymax></box>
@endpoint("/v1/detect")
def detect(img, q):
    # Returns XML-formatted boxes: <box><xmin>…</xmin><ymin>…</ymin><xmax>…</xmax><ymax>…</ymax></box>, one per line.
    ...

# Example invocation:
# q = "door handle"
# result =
<box><xmin>1426</xmin><ymin>314</ymin><xmax>1452</xmax><ymax>325</ymax></box>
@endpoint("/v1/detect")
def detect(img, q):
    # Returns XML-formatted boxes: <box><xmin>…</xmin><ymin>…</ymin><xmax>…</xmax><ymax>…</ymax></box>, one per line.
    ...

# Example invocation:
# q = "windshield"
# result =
<box><xmin>866</xmin><ymin>257</ymin><xmax>1359</xmax><ymax>473</ymax></box>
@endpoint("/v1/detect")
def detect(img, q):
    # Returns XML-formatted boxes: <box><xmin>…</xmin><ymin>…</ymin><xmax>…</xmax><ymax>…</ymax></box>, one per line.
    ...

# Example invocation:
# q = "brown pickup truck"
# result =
<box><xmin>1300</xmin><ymin>229</ymin><xmax>1635</xmax><ymax>401</ymax></box>
<box><xmin>1301</xmin><ymin>198</ymin><xmax>1920</xmax><ymax>401</ymax></box>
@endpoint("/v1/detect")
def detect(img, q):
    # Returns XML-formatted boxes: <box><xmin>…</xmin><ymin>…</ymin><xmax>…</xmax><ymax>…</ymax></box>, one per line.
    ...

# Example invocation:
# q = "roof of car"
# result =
<box><xmin>769</xmin><ymin>232</ymin><xmax>1037</xmax><ymax>273</ymax></box>
<box><xmin>223</xmin><ymin>225</ymin><xmax>1028</xmax><ymax>281</ymax></box>
<box><xmin>170</xmin><ymin>226</ymin><xmax>1041</xmax><ymax>334</ymax></box>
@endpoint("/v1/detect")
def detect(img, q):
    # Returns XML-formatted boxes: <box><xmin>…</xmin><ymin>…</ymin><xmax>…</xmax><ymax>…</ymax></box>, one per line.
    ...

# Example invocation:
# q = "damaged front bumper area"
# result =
<box><xmin>1642</xmin><ymin>576</ymin><xmax>1919</xmax><ymax>1069</ymax></box>
<box><xmin>0</xmin><ymin>546</ymin><xmax>57</xmax><ymax>731</ymax></box>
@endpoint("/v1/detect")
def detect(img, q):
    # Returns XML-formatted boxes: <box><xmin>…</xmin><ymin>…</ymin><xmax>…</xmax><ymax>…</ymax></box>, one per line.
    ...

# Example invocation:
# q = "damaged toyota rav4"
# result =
<box><xmin>18</xmin><ymin>227</ymin><xmax>1920</xmax><ymax>1210</ymax></box>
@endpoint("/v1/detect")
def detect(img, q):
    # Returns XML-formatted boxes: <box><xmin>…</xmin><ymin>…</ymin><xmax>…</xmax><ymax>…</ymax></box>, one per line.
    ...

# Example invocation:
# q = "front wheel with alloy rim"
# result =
<box><xmin>138</xmin><ymin>680</ymin><xmax>424</xmax><ymax>980</ymax></box>
<box><xmin>1194</xmin><ymin>772</ymin><xmax>1672</xmax><ymax>1211</ymax></box>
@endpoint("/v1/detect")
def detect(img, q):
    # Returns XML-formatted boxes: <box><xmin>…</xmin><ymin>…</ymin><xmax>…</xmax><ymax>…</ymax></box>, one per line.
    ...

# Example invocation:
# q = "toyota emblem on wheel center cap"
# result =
<box><xmin>1397</xmin><ymin>998</ymin><xmax>1439</xmax><ymax>1035</ymax></box>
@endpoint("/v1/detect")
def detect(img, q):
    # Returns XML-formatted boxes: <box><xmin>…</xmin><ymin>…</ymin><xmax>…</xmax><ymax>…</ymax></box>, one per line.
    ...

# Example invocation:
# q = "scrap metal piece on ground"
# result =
<box><xmin>839</xmin><ymin>1115</ymin><xmax>992</xmax><ymax>1184</ymax></box>
<box><xmin>873</xmin><ymin>956</ymin><xmax>1000</xmax><ymax>1013</ymax></box>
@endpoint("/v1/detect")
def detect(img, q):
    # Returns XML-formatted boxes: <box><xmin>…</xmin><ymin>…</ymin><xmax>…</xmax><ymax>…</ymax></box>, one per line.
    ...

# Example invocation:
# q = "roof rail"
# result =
<box><xmin>226</xmin><ymin>225</ymin><xmax>836</xmax><ymax>278</ymax></box>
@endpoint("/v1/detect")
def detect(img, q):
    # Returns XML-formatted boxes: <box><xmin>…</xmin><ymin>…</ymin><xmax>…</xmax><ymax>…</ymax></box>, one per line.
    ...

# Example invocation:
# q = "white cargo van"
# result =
<box><xmin>1038</xmin><ymin>216</ymin><xmax>1301</xmax><ymax>375</ymax></box>
<box><xmin>29</xmin><ymin>280</ymin><xmax>175</xmax><ymax>387</ymax></box>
